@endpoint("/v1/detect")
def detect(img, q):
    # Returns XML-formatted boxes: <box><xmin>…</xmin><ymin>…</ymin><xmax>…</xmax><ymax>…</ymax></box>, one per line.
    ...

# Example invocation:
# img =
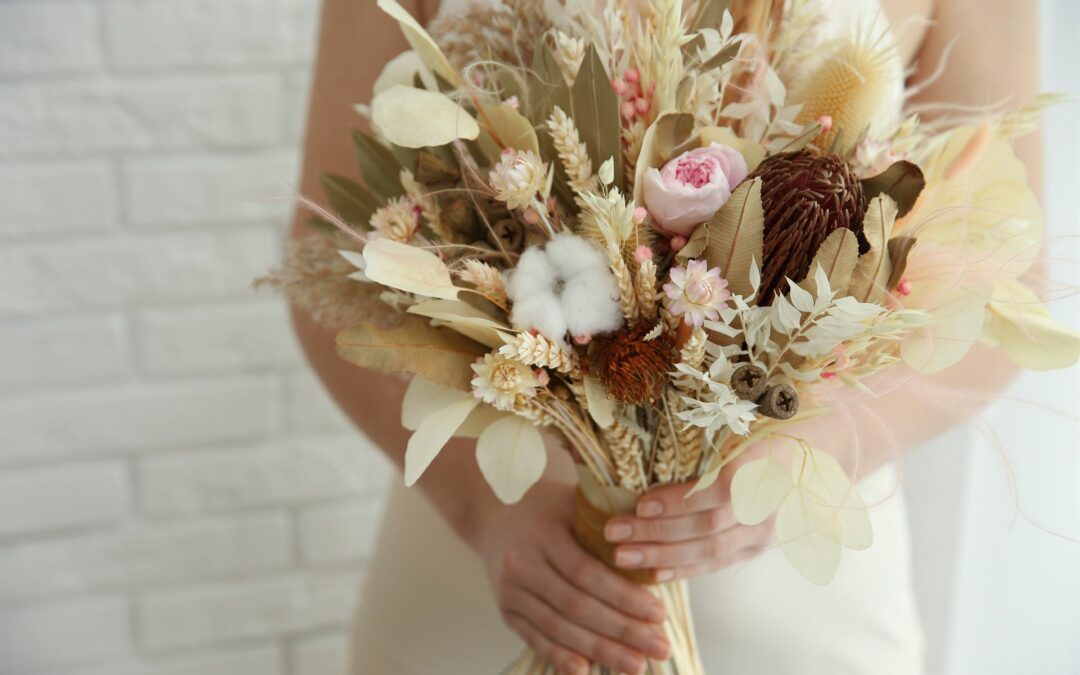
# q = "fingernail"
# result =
<box><xmin>655</xmin><ymin>568</ymin><xmax>675</xmax><ymax>582</ymax></box>
<box><xmin>615</xmin><ymin>549</ymin><xmax>644</xmax><ymax>567</ymax></box>
<box><xmin>637</xmin><ymin>501</ymin><xmax>663</xmax><ymax>518</ymax></box>
<box><xmin>605</xmin><ymin>522</ymin><xmax>632</xmax><ymax>542</ymax></box>
<box><xmin>649</xmin><ymin>636</ymin><xmax>671</xmax><ymax>659</ymax></box>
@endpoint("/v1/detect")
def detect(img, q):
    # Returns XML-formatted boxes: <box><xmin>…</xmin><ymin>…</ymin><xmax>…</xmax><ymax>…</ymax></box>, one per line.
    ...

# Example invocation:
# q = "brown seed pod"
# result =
<box><xmin>731</xmin><ymin>364</ymin><xmax>768</xmax><ymax>401</ymax></box>
<box><xmin>757</xmin><ymin>383</ymin><xmax>799</xmax><ymax>420</ymax></box>
<box><xmin>749</xmin><ymin>151</ymin><xmax>867</xmax><ymax>302</ymax></box>
<box><xmin>587</xmin><ymin>321</ymin><xmax>676</xmax><ymax>406</ymax></box>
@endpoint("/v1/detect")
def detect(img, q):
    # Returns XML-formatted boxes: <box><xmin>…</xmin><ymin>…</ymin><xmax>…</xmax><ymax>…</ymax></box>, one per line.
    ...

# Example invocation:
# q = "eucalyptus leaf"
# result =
<box><xmin>476</xmin><ymin>416</ymin><xmax>548</xmax><ymax>504</ymax></box>
<box><xmin>571</xmin><ymin>45</ymin><xmax>624</xmax><ymax>189</ymax></box>
<box><xmin>335</xmin><ymin>319</ymin><xmax>486</xmax><ymax>391</ymax></box>
<box><xmin>848</xmin><ymin>195</ymin><xmax>897</xmax><ymax>303</ymax></box>
<box><xmin>376</xmin><ymin>0</ymin><xmax>461</xmax><ymax>87</ymax></box>
<box><xmin>731</xmin><ymin>456</ymin><xmax>793</xmax><ymax>525</ymax></box>
<box><xmin>476</xmin><ymin>103</ymin><xmax>540</xmax><ymax>159</ymax></box>
<box><xmin>703</xmin><ymin>177</ymin><xmax>765</xmax><ymax>298</ymax></box>
<box><xmin>404</xmin><ymin>396</ymin><xmax>480</xmax><ymax>485</ymax></box>
<box><xmin>983</xmin><ymin>279</ymin><xmax>1080</xmax><ymax>371</ymax></box>
<box><xmin>861</xmin><ymin>161</ymin><xmax>925</xmax><ymax>218</ymax></box>
<box><xmin>320</xmin><ymin>172</ymin><xmax>379</xmax><ymax>227</ymax></box>
<box><xmin>352</xmin><ymin>129</ymin><xmax>403</xmax><ymax>200</ymax></box>
<box><xmin>775</xmin><ymin>490</ymin><xmax>843</xmax><ymax>585</ymax></box>
<box><xmin>363</xmin><ymin>238</ymin><xmax>460</xmax><ymax>300</ymax></box>
<box><xmin>372</xmin><ymin>85</ymin><xmax>480</xmax><ymax>149</ymax></box>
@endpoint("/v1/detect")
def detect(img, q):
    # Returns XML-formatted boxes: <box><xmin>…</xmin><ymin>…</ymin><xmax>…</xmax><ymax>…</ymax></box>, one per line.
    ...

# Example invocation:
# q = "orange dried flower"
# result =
<box><xmin>587</xmin><ymin>322</ymin><xmax>676</xmax><ymax>406</ymax></box>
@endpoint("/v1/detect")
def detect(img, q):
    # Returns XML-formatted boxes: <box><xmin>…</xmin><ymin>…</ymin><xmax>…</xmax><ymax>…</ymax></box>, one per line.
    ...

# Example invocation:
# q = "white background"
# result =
<box><xmin>0</xmin><ymin>1</ymin><xmax>1076</xmax><ymax>674</ymax></box>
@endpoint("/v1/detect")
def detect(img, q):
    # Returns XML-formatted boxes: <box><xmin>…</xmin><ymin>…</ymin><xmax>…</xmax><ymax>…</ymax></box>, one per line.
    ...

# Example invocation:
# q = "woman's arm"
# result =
<box><xmin>290</xmin><ymin>2</ymin><xmax>667</xmax><ymax>672</ymax></box>
<box><xmin>604</xmin><ymin>0</ymin><xmax>1044</xmax><ymax>581</ymax></box>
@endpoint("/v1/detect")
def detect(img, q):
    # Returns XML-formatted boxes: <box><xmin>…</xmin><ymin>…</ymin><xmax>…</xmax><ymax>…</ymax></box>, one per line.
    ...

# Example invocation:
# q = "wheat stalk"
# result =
<box><xmin>604</xmin><ymin>420</ymin><xmax>648</xmax><ymax>491</ymax></box>
<box><xmin>458</xmin><ymin>259</ymin><xmax>508</xmax><ymax>307</ymax></box>
<box><xmin>609</xmin><ymin>251</ymin><xmax>641</xmax><ymax>320</ymax></box>
<box><xmin>553</xmin><ymin>31</ymin><xmax>587</xmax><ymax>84</ymax></box>
<box><xmin>500</xmin><ymin>333</ymin><xmax>579</xmax><ymax>374</ymax></box>
<box><xmin>622</xmin><ymin>118</ymin><xmax>646</xmax><ymax>193</ymax></box>
<box><xmin>651</xmin><ymin>0</ymin><xmax>685</xmax><ymax>113</ymax></box>
<box><xmin>547</xmin><ymin>106</ymin><xmax>596</xmax><ymax>195</ymax></box>
<box><xmin>636</xmin><ymin>257</ymin><xmax>659</xmax><ymax>318</ymax></box>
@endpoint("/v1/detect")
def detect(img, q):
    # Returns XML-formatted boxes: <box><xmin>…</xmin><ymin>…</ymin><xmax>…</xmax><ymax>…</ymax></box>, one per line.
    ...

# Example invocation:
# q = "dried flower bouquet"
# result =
<box><xmin>260</xmin><ymin>0</ymin><xmax>1080</xmax><ymax>672</ymax></box>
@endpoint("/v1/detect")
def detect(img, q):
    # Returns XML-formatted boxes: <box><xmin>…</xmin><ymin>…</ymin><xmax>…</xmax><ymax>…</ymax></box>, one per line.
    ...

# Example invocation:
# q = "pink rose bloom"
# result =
<box><xmin>663</xmin><ymin>260</ymin><xmax>731</xmax><ymax>327</ymax></box>
<box><xmin>642</xmin><ymin>143</ymin><xmax>748</xmax><ymax>236</ymax></box>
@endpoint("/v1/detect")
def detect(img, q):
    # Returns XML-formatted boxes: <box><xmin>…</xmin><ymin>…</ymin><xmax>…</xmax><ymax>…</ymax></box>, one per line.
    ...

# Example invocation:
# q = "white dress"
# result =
<box><xmin>353</xmin><ymin>1</ymin><xmax>925</xmax><ymax>672</ymax></box>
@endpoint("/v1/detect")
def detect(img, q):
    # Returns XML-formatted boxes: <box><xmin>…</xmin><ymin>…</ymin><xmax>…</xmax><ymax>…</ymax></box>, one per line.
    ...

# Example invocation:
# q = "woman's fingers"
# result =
<box><xmin>547</xmin><ymin>533</ymin><xmax>668</xmax><ymax>625</ymax></box>
<box><xmin>513</xmin><ymin>552</ymin><xmax>670</xmax><ymax>660</ymax></box>
<box><xmin>612</xmin><ymin>525</ymin><xmax>760</xmax><ymax>570</ymax></box>
<box><xmin>634</xmin><ymin>481</ymin><xmax>725</xmax><ymax>519</ymax></box>
<box><xmin>604</xmin><ymin>505</ymin><xmax>736</xmax><ymax>544</ymax></box>
<box><xmin>649</xmin><ymin>545</ymin><xmax>768</xmax><ymax>582</ymax></box>
<box><xmin>503</xmin><ymin>586</ymin><xmax>650</xmax><ymax>674</ymax></box>
<box><xmin>503</xmin><ymin>611</ymin><xmax>589</xmax><ymax>675</ymax></box>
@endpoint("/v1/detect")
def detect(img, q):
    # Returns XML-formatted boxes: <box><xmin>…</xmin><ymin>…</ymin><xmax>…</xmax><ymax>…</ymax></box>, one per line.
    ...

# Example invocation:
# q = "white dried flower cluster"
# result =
<box><xmin>673</xmin><ymin>364</ymin><xmax>758</xmax><ymax>438</ymax></box>
<box><xmin>369</xmin><ymin>196</ymin><xmax>419</xmax><ymax>242</ymax></box>
<box><xmin>470</xmin><ymin>353</ymin><xmax>539</xmax><ymax>411</ymax></box>
<box><xmin>506</xmin><ymin>233</ymin><xmax>623</xmax><ymax>342</ymax></box>
<box><xmin>489</xmin><ymin>149</ymin><xmax>547</xmax><ymax>211</ymax></box>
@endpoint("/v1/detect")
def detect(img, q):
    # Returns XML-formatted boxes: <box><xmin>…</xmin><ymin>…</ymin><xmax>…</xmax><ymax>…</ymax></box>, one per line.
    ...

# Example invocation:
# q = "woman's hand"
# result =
<box><xmin>603</xmin><ymin>454</ymin><xmax>774</xmax><ymax>583</ymax></box>
<box><xmin>472</xmin><ymin>479</ymin><xmax>671</xmax><ymax>675</ymax></box>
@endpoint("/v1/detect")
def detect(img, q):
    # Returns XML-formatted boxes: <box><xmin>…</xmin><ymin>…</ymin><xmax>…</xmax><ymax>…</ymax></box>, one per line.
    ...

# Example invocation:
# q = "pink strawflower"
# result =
<box><xmin>642</xmin><ymin>144</ymin><xmax>748</xmax><ymax>236</ymax></box>
<box><xmin>663</xmin><ymin>260</ymin><xmax>731</xmax><ymax>327</ymax></box>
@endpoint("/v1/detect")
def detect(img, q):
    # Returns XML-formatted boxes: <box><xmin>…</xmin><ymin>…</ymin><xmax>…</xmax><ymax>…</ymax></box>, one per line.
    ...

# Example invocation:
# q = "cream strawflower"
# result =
<box><xmin>369</xmin><ymin>196</ymin><xmax>420</xmax><ymax>242</ymax></box>
<box><xmin>471</xmin><ymin>353</ymin><xmax>540</xmax><ymax>411</ymax></box>
<box><xmin>663</xmin><ymin>260</ymin><xmax>731</xmax><ymax>327</ymax></box>
<box><xmin>489</xmin><ymin>149</ymin><xmax>547</xmax><ymax>211</ymax></box>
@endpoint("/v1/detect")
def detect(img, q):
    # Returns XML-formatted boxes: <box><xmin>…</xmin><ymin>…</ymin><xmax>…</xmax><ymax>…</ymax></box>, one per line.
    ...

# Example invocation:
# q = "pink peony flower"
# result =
<box><xmin>663</xmin><ymin>260</ymin><xmax>731</xmax><ymax>327</ymax></box>
<box><xmin>642</xmin><ymin>143</ymin><xmax>748</xmax><ymax>236</ymax></box>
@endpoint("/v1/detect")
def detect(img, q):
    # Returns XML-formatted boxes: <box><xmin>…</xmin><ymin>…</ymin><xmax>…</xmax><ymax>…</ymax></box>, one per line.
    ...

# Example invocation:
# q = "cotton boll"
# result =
<box><xmin>506</xmin><ymin>246</ymin><xmax>557</xmax><ymax>302</ymax></box>
<box><xmin>511</xmin><ymin>292</ymin><xmax>569</xmax><ymax>343</ymax></box>
<box><xmin>545</xmin><ymin>233</ymin><xmax>608</xmax><ymax>280</ymax></box>
<box><xmin>561</xmin><ymin>268</ymin><xmax>624</xmax><ymax>337</ymax></box>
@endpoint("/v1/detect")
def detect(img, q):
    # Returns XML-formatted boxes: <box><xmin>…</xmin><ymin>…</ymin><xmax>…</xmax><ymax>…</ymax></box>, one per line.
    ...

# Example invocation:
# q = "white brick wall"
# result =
<box><xmin>0</xmin><ymin>1</ymin><xmax>392</xmax><ymax>673</ymax></box>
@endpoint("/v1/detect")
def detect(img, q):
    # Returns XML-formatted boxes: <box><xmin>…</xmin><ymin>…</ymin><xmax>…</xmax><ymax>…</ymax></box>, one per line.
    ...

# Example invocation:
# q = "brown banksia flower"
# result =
<box><xmin>750</xmin><ymin>151</ymin><xmax>867</xmax><ymax>302</ymax></box>
<box><xmin>587</xmin><ymin>322</ymin><xmax>676</xmax><ymax>406</ymax></box>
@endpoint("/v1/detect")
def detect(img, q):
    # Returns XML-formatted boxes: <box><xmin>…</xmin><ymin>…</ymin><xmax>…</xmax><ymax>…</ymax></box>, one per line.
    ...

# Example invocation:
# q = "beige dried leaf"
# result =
<box><xmin>476</xmin><ymin>415</ymin><xmax>547</xmax><ymax>504</ymax></box>
<box><xmin>407</xmin><ymin>298</ymin><xmax>510</xmax><ymax>349</ymax></box>
<box><xmin>335</xmin><ymin>319</ymin><xmax>486</xmax><ymax>391</ymax></box>
<box><xmin>801</xmin><ymin>228</ymin><xmax>858</xmax><ymax>297</ymax></box>
<box><xmin>583</xmin><ymin>376</ymin><xmax>616</xmax><ymax>429</ymax></box>
<box><xmin>731</xmin><ymin>455</ymin><xmax>793</xmax><ymax>525</ymax></box>
<box><xmin>371</xmin><ymin>85</ymin><xmax>479</xmax><ymax>149</ymax></box>
<box><xmin>376</xmin><ymin>0</ymin><xmax>461</xmax><ymax>86</ymax></box>
<box><xmin>703</xmin><ymin>177</ymin><xmax>765</xmax><ymax>298</ymax></box>
<box><xmin>632</xmin><ymin>112</ymin><xmax>695</xmax><ymax>206</ymax></box>
<box><xmin>848</xmin><ymin>195</ymin><xmax>897</xmax><ymax>303</ymax></box>
<box><xmin>363</xmin><ymin>238</ymin><xmax>460</xmax><ymax>300</ymax></box>
<box><xmin>477</xmin><ymin>103</ymin><xmax>541</xmax><ymax>160</ymax></box>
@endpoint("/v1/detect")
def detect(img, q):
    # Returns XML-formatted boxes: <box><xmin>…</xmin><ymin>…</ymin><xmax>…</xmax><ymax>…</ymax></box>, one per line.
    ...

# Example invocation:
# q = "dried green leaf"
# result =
<box><xmin>861</xmin><ymin>160</ymin><xmax>925</xmax><ymax>218</ymax></box>
<box><xmin>692</xmin><ymin>0</ymin><xmax>732</xmax><ymax>31</ymax></box>
<box><xmin>377</xmin><ymin>0</ymin><xmax>461</xmax><ymax>87</ymax></box>
<box><xmin>801</xmin><ymin>228</ymin><xmax>858</xmax><ymax>297</ymax></box>
<box><xmin>476</xmin><ymin>416</ymin><xmax>548</xmax><ymax>504</ymax></box>
<box><xmin>731</xmin><ymin>456</ymin><xmax>793</xmax><ymax>525</ymax></box>
<box><xmin>372</xmin><ymin>85</ymin><xmax>480</xmax><ymax>149</ymax></box>
<box><xmin>475</xmin><ymin>103</ymin><xmax>541</xmax><ymax>161</ymax></box>
<box><xmin>848</xmin><ymin>195</ymin><xmax>897</xmax><ymax>303</ymax></box>
<box><xmin>700</xmin><ymin>40</ymin><xmax>740</xmax><ymax>72</ymax></box>
<box><xmin>320</xmin><ymin>173</ymin><xmax>379</xmax><ymax>227</ymax></box>
<box><xmin>363</xmin><ymin>238</ymin><xmax>460</xmax><ymax>300</ymax></box>
<box><xmin>571</xmin><ymin>45</ymin><xmax>624</xmax><ymax>190</ymax></box>
<box><xmin>335</xmin><ymin>319</ymin><xmax>486</xmax><ymax>391</ymax></box>
<box><xmin>404</xmin><ymin>395</ymin><xmax>480</xmax><ymax>485</ymax></box>
<box><xmin>703</xmin><ymin>177</ymin><xmax>765</xmax><ymax>298</ymax></box>
<box><xmin>352</xmin><ymin>129</ymin><xmax>403</xmax><ymax>201</ymax></box>
<box><xmin>885</xmin><ymin>236</ymin><xmax>917</xmax><ymax>291</ymax></box>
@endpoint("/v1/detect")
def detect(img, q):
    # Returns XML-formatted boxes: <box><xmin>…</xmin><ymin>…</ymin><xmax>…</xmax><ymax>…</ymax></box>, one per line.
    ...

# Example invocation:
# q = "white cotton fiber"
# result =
<box><xmin>545</xmin><ymin>233</ymin><xmax>608</xmax><ymax>279</ymax></box>
<box><xmin>507</xmin><ymin>246</ymin><xmax>557</xmax><ymax>301</ymax></box>
<box><xmin>561</xmin><ymin>268</ymin><xmax>624</xmax><ymax>336</ymax></box>
<box><xmin>511</xmin><ymin>293</ymin><xmax>568</xmax><ymax>343</ymax></box>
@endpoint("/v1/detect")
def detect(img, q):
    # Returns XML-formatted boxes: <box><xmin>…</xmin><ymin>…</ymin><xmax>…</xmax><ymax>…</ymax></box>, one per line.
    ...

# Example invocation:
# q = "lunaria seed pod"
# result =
<box><xmin>731</xmin><ymin>364</ymin><xmax>767</xmax><ymax>401</ymax></box>
<box><xmin>757</xmin><ymin>383</ymin><xmax>800</xmax><ymax>420</ymax></box>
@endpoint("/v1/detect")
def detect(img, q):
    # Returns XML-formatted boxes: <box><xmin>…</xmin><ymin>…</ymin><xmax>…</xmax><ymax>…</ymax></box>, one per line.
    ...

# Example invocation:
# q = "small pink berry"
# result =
<box><xmin>635</xmin><ymin>98</ymin><xmax>651</xmax><ymax>115</ymax></box>
<box><xmin>816</xmin><ymin>115</ymin><xmax>833</xmax><ymax>133</ymax></box>
<box><xmin>523</xmin><ymin>206</ymin><xmax>541</xmax><ymax>225</ymax></box>
<box><xmin>634</xmin><ymin>245</ymin><xmax>654</xmax><ymax>263</ymax></box>
<box><xmin>546</xmin><ymin>196</ymin><xmax>557</xmax><ymax>212</ymax></box>
<box><xmin>624</xmin><ymin>68</ymin><xmax>640</xmax><ymax>84</ymax></box>
<box><xmin>501</xmin><ymin>147</ymin><xmax>516</xmax><ymax>159</ymax></box>
<box><xmin>621</xmin><ymin>101</ymin><xmax>637</xmax><ymax>120</ymax></box>
<box><xmin>670</xmin><ymin>235</ymin><xmax>688</xmax><ymax>253</ymax></box>
<box><xmin>573</xmin><ymin>334</ymin><xmax>593</xmax><ymax>346</ymax></box>
<box><xmin>503</xmin><ymin>95</ymin><xmax>520</xmax><ymax>110</ymax></box>
<box><xmin>632</xmin><ymin>206</ymin><xmax>648</xmax><ymax>225</ymax></box>
<box><xmin>611</xmin><ymin>77</ymin><xmax>628</xmax><ymax>97</ymax></box>
<box><xmin>534</xmin><ymin>369</ymin><xmax>551</xmax><ymax>387</ymax></box>
<box><xmin>897</xmin><ymin>277</ymin><xmax>913</xmax><ymax>296</ymax></box>
<box><xmin>821</xmin><ymin>371</ymin><xmax>837</xmax><ymax>380</ymax></box>
<box><xmin>646</xmin><ymin>83</ymin><xmax>656</xmax><ymax>96</ymax></box>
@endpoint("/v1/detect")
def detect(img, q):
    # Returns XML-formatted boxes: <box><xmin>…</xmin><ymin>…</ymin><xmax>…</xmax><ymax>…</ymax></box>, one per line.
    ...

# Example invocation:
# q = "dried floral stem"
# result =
<box><xmin>622</xmin><ymin>119</ymin><xmax>647</xmax><ymax>193</ymax></box>
<box><xmin>671</xmin><ymin>327</ymin><xmax>707</xmax><ymax>481</ymax></box>
<box><xmin>651</xmin><ymin>0</ymin><xmax>685</xmax><ymax>113</ymax></box>
<box><xmin>604</xmin><ymin>420</ymin><xmax>648</xmax><ymax>491</ymax></box>
<box><xmin>458</xmin><ymin>259</ymin><xmax>509</xmax><ymax>307</ymax></box>
<box><xmin>609</xmin><ymin>252</ymin><xmax>640</xmax><ymax>319</ymax></box>
<box><xmin>500</xmin><ymin>333</ymin><xmax>580</xmax><ymax>374</ymax></box>
<box><xmin>553</xmin><ymin>31</ymin><xmax>587</xmax><ymax>84</ymax></box>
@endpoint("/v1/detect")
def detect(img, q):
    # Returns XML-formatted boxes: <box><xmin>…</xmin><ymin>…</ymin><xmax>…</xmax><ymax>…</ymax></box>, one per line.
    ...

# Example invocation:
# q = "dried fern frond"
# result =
<box><xmin>255</xmin><ymin>233</ymin><xmax>396</xmax><ymax>329</ymax></box>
